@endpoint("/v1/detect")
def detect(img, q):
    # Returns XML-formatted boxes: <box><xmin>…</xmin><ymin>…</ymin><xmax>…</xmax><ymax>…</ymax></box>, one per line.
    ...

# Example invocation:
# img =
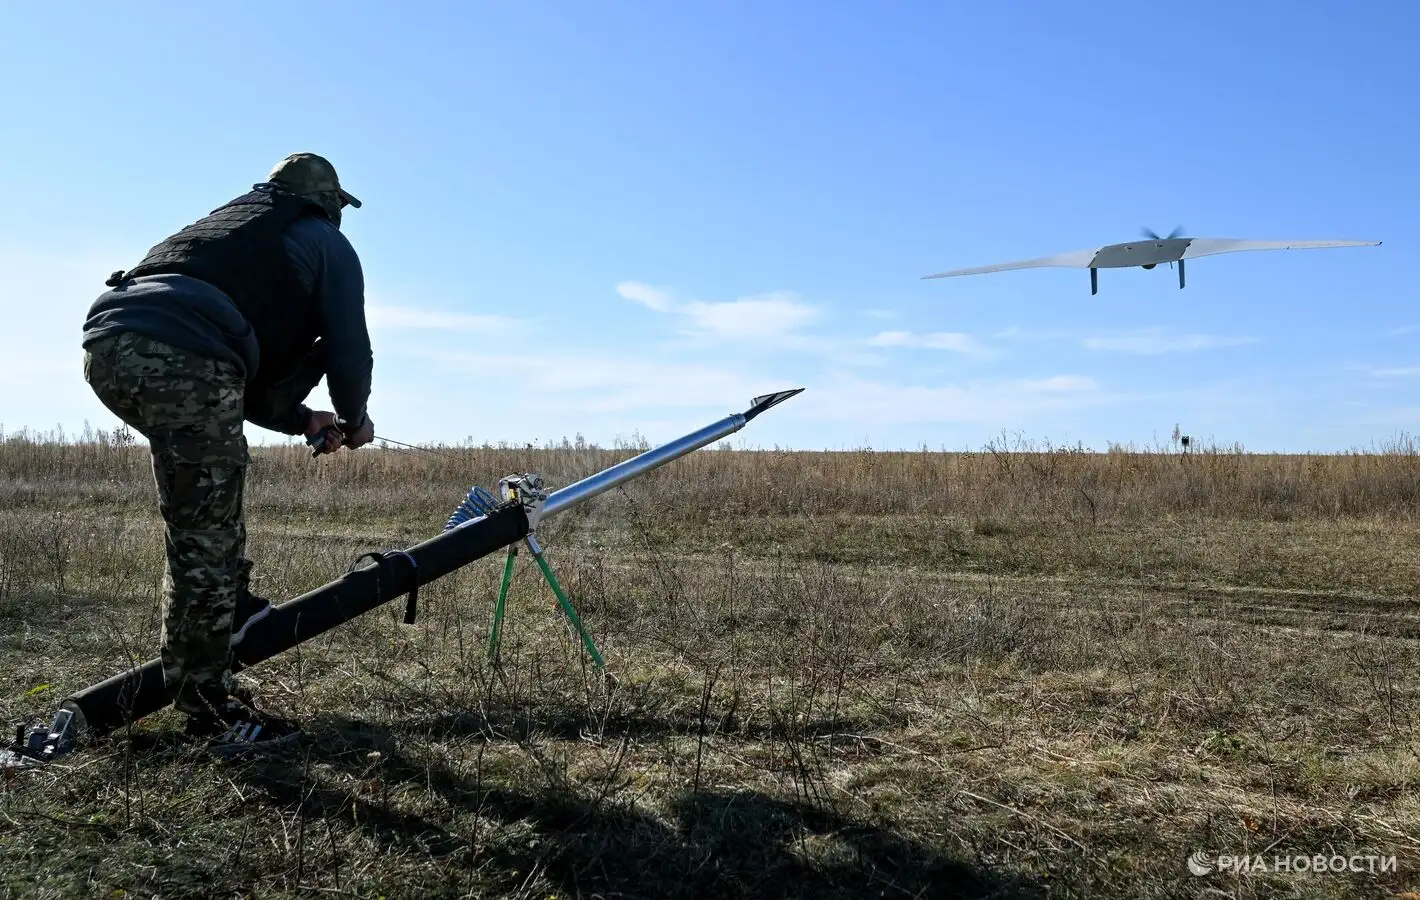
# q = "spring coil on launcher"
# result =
<box><xmin>445</xmin><ymin>485</ymin><xmax>501</xmax><ymax>530</ymax></box>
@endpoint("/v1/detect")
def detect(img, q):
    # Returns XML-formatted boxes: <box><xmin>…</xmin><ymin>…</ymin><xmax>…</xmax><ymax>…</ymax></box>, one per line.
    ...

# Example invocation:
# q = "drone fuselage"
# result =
<box><xmin>1088</xmin><ymin>238</ymin><xmax>1191</xmax><ymax>294</ymax></box>
<box><xmin>1089</xmin><ymin>238</ymin><xmax>1190</xmax><ymax>269</ymax></box>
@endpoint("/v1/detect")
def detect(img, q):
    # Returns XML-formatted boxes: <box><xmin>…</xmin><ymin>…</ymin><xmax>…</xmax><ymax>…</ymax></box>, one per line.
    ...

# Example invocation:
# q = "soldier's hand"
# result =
<box><xmin>346</xmin><ymin>415</ymin><xmax>375</xmax><ymax>449</ymax></box>
<box><xmin>305</xmin><ymin>410</ymin><xmax>344</xmax><ymax>454</ymax></box>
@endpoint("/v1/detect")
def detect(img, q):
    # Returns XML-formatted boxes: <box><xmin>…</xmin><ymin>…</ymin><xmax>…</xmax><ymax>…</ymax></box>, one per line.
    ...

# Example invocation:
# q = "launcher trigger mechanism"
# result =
<box><xmin>498</xmin><ymin>473</ymin><xmax>549</xmax><ymax>532</ymax></box>
<box><xmin>486</xmin><ymin>471</ymin><xmax>603</xmax><ymax>670</ymax></box>
<box><xmin>4</xmin><ymin>706</ymin><xmax>81</xmax><ymax>769</ymax></box>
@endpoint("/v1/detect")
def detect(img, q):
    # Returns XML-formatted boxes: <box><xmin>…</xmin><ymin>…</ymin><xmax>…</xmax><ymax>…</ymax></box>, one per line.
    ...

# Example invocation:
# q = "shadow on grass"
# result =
<box><xmin>413</xmin><ymin>701</ymin><xmax>901</xmax><ymax>745</ymax></box>
<box><xmin>222</xmin><ymin>711</ymin><xmax>1046</xmax><ymax>900</ymax></box>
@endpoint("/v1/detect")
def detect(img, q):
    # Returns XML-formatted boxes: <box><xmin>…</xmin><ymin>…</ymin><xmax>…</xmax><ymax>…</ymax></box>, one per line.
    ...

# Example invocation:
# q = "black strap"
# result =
<box><xmin>348</xmin><ymin>550</ymin><xmax>421</xmax><ymax>624</ymax></box>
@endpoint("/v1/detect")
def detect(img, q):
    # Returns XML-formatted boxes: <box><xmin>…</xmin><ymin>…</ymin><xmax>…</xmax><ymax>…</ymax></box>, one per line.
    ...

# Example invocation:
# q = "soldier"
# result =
<box><xmin>81</xmin><ymin>152</ymin><xmax>376</xmax><ymax>752</ymax></box>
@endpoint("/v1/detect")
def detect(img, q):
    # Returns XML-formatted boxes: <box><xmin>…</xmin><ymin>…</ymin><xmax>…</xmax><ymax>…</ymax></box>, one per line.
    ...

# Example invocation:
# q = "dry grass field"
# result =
<box><xmin>2</xmin><ymin>425</ymin><xmax>1419</xmax><ymax>899</ymax></box>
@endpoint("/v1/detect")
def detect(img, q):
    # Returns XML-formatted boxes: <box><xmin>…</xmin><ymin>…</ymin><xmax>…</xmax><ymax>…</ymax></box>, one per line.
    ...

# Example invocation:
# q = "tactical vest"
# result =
<box><xmin>109</xmin><ymin>185</ymin><xmax>327</xmax><ymax>392</ymax></box>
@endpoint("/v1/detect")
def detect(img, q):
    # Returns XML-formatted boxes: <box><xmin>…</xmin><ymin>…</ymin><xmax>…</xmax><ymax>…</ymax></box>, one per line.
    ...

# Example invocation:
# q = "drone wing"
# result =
<box><xmin>1180</xmin><ymin>238</ymin><xmax>1381</xmax><ymax>260</ymax></box>
<box><xmin>921</xmin><ymin>247</ymin><xmax>1101</xmax><ymax>280</ymax></box>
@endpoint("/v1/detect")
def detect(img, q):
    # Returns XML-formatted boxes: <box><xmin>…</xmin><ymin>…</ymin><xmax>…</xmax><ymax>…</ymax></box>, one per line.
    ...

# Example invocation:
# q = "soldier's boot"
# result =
<box><xmin>181</xmin><ymin>682</ymin><xmax>302</xmax><ymax>755</ymax></box>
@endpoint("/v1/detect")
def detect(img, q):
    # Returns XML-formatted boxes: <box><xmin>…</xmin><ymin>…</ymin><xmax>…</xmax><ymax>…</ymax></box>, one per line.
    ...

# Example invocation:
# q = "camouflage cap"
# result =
<box><xmin>267</xmin><ymin>152</ymin><xmax>361</xmax><ymax>209</ymax></box>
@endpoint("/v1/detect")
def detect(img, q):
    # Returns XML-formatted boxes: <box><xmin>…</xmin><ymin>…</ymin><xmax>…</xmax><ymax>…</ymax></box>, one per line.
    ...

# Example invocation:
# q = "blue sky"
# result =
<box><xmin>0</xmin><ymin>1</ymin><xmax>1413</xmax><ymax>453</ymax></box>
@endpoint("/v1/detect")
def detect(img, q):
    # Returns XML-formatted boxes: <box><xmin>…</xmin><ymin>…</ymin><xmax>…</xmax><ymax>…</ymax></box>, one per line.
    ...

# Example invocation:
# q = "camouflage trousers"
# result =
<box><xmin>83</xmin><ymin>332</ymin><xmax>252</xmax><ymax>717</ymax></box>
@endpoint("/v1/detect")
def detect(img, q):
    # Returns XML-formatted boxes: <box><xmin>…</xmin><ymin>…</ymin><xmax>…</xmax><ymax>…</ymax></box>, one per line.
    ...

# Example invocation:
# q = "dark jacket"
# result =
<box><xmin>82</xmin><ymin>184</ymin><xmax>373</xmax><ymax>434</ymax></box>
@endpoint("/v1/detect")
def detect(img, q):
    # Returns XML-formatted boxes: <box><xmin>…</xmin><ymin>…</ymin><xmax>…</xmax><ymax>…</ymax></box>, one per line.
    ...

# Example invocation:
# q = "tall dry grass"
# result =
<box><xmin>4</xmin><ymin>425</ymin><xmax>1418</xmax><ymax>525</ymax></box>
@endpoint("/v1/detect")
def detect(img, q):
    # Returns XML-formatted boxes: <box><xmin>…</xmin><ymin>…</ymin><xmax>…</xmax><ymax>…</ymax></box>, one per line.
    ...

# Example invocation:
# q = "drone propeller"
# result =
<box><xmin>1142</xmin><ymin>225</ymin><xmax>1186</xmax><ymax>241</ymax></box>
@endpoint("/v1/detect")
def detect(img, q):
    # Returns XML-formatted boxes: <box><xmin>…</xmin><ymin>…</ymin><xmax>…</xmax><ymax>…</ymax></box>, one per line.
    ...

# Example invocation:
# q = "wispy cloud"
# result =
<box><xmin>434</xmin><ymin>344</ymin><xmax>1118</xmax><ymax>431</ymax></box>
<box><xmin>867</xmin><ymin>330</ymin><xmax>994</xmax><ymax>356</ymax></box>
<box><xmin>616</xmin><ymin>281</ymin><xmax>819</xmax><ymax>341</ymax></box>
<box><xmin>993</xmin><ymin>325</ymin><xmax>1256</xmax><ymax>354</ymax></box>
<box><xmin>793</xmin><ymin>372</ymin><xmax>1111</xmax><ymax>425</ymax></box>
<box><xmin>991</xmin><ymin>326</ymin><xmax>1079</xmax><ymax>342</ymax></box>
<box><xmin>1384</xmin><ymin>324</ymin><xmax>1420</xmax><ymax>337</ymax></box>
<box><xmin>1026</xmin><ymin>374</ymin><xmax>1099</xmax><ymax>392</ymax></box>
<box><xmin>1365</xmin><ymin>365</ymin><xmax>1420</xmax><ymax>378</ymax></box>
<box><xmin>367</xmin><ymin>303</ymin><xmax>523</xmax><ymax>333</ymax></box>
<box><xmin>1081</xmin><ymin>328</ymin><xmax>1257</xmax><ymax>355</ymax></box>
<box><xmin>615</xmin><ymin>280</ymin><xmax>895</xmax><ymax>368</ymax></box>
<box><xmin>437</xmin><ymin>349</ymin><xmax>795</xmax><ymax>415</ymax></box>
<box><xmin>1350</xmin><ymin>406</ymin><xmax>1420</xmax><ymax>429</ymax></box>
<box><xmin>615</xmin><ymin>281</ymin><xmax>1002</xmax><ymax>371</ymax></box>
<box><xmin>615</xmin><ymin>281</ymin><xmax>674</xmax><ymax>313</ymax></box>
<box><xmin>682</xmin><ymin>292</ymin><xmax>820</xmax><ymax>339</ymax></box>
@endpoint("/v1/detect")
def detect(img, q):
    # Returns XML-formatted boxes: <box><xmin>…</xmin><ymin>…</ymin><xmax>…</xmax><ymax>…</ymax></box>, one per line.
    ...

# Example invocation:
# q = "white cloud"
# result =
<box><xmin>680</xmin><ymin>292</ymin><xmax>820</xmax><ymax>339</ymax></box>
<box><xmin>1384</xmin><ymin>325</ymin><xmax>1419</xmax><ymax>337</ymax></box>
<box><xmin>615</xmin><ymin>281</ymin><xmax>674</xmax><ymax>312</ymax></box>
<box><xmin>436</xmin><ymin>349</ymin><xmax>798</xmax><ymax>416</ymax></box>
<box><xmin>1081</xmin><ymin>328</ymin><xmax>1257</xmax><ymax>354</ymax></box>
<box><xmin>616</xmin><ymin>281</ymin><xmax>820</xmax><ymax>342</ymax></box>
<box><xmin>1027</xmin><ymin>374</ymin><xmax>1098</xmax><ymax>392</ymax></box>
<box><xmin>614</xmin><ymin>281</ymin><xmax>998</xmax><ymax>370</ymax></box>
<box><xmin>432</xmin><ymin>344</ymin><xmax>1122</xmax><ymax>433</ymax></box>
<box><xmin>367</xmin><ymin>303</ymin><xmax>522</xmax><ymax>333</ymax></box>
<box><xmin>1351</xmin><ymin>405</ymin><xmax>1420</xmax><ymax>428</ymax></box>
<box><xmin>792</xmin><ymin>372</ymin><xmax>1110</xmax><ymax>426</ymax></box>
<box><xmin>867</xmin><ymin>330</ymin><xmax>993</xmax><ymax>356</ymax></box>
<box><xmin>995</xmin><ymin>326</ymin><xmax>1257</xmax><ymax>355</ymax></box>
<box><xmin>992</xmin><ymin>326</ymin><xmax>1078</xmax><ymax>342</ymax></box>
<box><xmin>829</xmin><ymin>350</ymin><xmax>891</xmax><ymax>367</ymax></box>
<box><xmin>1366</xmin><ymin>366</ymin><xmax>1420</xmax><ymax>378</ymax></box>
<box><xmin>615</xmin><ymin>279</ymin><xmax>873</xmax><ymax>364</ymax></box>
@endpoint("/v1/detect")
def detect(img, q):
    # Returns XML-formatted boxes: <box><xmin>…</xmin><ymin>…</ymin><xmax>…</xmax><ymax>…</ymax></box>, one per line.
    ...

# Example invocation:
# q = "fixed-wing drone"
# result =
<box><xmin>922</xmin><ymin>227</ymin><xmax>1381</xmax><ymax>294</ymax></box>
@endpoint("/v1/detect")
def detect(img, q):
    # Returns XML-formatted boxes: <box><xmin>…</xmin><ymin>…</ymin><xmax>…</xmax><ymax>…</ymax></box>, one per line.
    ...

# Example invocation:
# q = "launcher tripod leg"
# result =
<box><xmin>526</xmin><ymin>534</ymin><xmax>605</xmax><ymax>669</ymax></box>
<box><xmin>486</xmin><ymin>545</ymin><xmax>518</xmax><ymax>664</ymax></box>
<box><xmin>484</xmin><ymin>535</ymin><xmax>605</xmax><ymax>670</ymax></box>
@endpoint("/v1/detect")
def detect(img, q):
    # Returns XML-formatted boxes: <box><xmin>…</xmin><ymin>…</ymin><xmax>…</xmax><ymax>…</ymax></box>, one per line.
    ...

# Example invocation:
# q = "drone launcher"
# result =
<box><xmin>3</xmin><ymin>389</ymin><xmax>803</xmax><ymax>767</ymax></box>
